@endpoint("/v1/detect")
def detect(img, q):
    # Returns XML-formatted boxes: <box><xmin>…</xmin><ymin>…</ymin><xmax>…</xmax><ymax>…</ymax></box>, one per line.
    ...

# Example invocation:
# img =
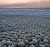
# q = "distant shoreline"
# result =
<box><xmin>0</xmin><ymin>8</ymin><xmax>50</xmax><ymax>9</ymax></box>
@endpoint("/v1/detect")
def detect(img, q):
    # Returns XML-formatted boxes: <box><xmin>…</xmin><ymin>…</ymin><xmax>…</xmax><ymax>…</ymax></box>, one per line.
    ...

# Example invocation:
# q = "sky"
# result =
<box><xmin>0</xmin><ymin>0</ymin><xmax>50</xmax><ymax>8</ymax></box>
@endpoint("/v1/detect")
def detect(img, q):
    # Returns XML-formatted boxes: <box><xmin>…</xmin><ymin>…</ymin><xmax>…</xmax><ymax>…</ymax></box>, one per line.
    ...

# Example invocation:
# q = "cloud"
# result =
<box><xmin>0</xmin><ymin>0</ymin><xmax>50</xmax><ymax>8</ymax></box>
<box><xmin>0</xmin><ymin>0</ymin><xmax>50</xmax><ymax>4</ymax></box>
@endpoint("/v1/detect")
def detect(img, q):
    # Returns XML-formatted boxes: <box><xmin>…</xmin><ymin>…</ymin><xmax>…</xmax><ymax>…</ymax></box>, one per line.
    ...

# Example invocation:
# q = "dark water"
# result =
<box><xmin>0</xmin><ymin>8</ymin><xmax>50</xmax><ymax>16</ymax></box>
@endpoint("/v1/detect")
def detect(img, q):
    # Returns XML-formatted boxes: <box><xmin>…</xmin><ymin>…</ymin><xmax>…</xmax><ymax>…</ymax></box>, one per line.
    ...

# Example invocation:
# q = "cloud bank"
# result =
<box><xmin>0</xmin><ymin>0</ymin><xmax>50</xmax><ymax>8</ymax></box>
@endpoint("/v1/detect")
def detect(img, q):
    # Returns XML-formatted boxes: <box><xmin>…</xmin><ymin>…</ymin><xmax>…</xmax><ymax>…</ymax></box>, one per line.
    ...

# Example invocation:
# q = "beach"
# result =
<box><xmin>0</xmin><ymin>15</ymin><xmax>50</xmax><ymax>47</ymax></box>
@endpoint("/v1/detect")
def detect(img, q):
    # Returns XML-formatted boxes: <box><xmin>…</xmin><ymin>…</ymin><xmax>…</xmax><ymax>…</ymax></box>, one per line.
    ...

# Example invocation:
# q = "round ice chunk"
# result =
<box><xmin>17</xmin><ymin>39</ymin><xmax>22</xmax><ymax>42</ymax></box>
<box><xmin>30</xmin><ymin>44</ymin><xmax>35</xmax><ymax>47</ymax></box>
<box><xmin>25</xmin><ymin>44</ymin><xmax>29</xmax><ymax>47</ymax></box>
<box><xmin>18</xmin><ymin>42</ymin><xmax>25</xmax><ymax>47</ymax></box>
<box><xmin>32</xmin><ymin>39</ymin><xmax>38</xmax><ymax>44</ymax></box>
<box><xmin>8</xmin><ymin>45</ymin><xmax>14</xmax><ymax>47</ymax></box>
<box><xmin>43</xmin><ymin>39</ymin><xmax>49</xmax><ymax>44</ymax></box>
<box><xmin>2</xmin><ymin>40</ymin><xmax>6</xmax><ymax>44</ymax></box>
<box><xmin>27</xmin><ymin>37</ymin><xmax>32</xmax><ymax>41</ymax></box>
<box><xmin>40</xmin><ymin>44</ymin><xmax>45</xmax><ymax>47</ymax></box>
<box><xmin>40</xmin><ymin>34</ymin><xmax>44</xmax><ymax>37</ymax></box>
<box><xmin>24</xmin><ymin>40</ymin><xmax>29</xmax><ymax>44</ymax></box>
<box><xmin>7</xmin><ymin>41</ymin><xmax>13</xmax><ymax>45</ymax></box>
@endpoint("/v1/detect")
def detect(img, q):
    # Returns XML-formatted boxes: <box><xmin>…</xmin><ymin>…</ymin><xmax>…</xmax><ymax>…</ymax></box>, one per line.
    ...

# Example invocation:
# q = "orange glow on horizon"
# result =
<box><xmin>0</xmin><ymin>1</ymin><xmax>31</xmax><ymax>4</ymax></box>
<box><xmin>0</xmin><ymin>0</ymin><xmax>50</xmax><ymax>4</ymax></box>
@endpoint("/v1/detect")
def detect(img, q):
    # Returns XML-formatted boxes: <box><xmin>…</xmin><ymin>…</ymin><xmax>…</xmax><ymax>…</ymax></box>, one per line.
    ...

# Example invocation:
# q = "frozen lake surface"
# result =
<box><xmin>0</xmin><ymin>8</ymin><xmax>50</xmax><ymax>16</ymax></box>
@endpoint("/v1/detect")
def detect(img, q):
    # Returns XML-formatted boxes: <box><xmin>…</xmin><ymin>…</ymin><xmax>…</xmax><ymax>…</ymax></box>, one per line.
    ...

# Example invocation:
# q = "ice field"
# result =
<box><xmin>0</xmin><ymin>15</ymin><xmax>50</xmax><ymax>47</ymax></box>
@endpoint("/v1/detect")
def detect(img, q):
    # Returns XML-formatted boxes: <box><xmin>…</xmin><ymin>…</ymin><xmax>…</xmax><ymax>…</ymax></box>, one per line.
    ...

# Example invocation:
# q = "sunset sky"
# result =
<box><xmin>0</xmin><ymin>0</ymin><xmax>50</xmax><ymax>8</ymax></box>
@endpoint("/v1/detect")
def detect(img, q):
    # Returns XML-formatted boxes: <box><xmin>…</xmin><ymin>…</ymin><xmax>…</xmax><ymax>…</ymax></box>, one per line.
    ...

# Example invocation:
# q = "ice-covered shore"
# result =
<box><xmin>0</xmin><ymin>15</ymin><xmax>50</xmax><ymax>47</ymax></box>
